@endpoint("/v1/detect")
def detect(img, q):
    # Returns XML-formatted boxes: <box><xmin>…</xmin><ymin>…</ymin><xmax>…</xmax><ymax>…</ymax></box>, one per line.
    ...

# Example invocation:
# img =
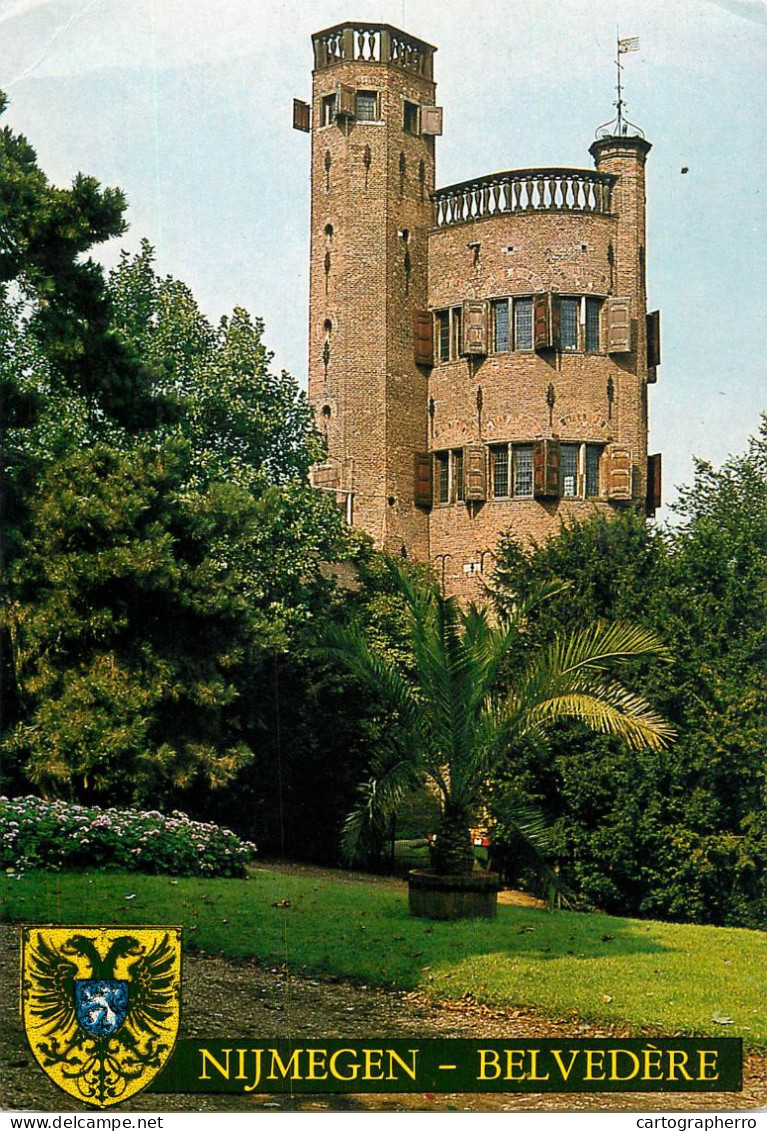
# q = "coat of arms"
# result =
<box><xmin>21</xmin><ymin>926</ymin><xmax>181</xmax><ymax>1107</ymax></box>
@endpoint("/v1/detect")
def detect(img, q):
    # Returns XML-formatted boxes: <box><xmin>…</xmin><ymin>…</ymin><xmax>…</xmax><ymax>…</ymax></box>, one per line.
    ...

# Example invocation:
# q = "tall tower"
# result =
<box><xmin>306</xmin><ymin>24</ymin><xmax>440</xmax><ymax>558</ymax></box>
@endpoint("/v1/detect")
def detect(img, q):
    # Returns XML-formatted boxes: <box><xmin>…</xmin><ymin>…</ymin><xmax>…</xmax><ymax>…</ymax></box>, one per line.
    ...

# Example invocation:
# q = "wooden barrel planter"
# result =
<box><xmin>407</xmin><ymin>869</ymin><xmax>500</xmax><ymax>920</ymax></box>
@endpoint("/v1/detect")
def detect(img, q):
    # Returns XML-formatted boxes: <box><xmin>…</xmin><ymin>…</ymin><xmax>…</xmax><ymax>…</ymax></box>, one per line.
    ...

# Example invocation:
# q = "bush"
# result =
<box><xmin>0</xmin><ymin>795</ymin><xmax>256</xmax><ymax>877</ymax></box>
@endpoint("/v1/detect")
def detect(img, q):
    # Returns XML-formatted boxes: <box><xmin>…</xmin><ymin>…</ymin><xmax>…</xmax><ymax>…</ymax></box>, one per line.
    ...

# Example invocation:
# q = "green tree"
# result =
<box><xmin>488</xmin><ymin>425</ymin><xmax>766</xmax><ymax>925</ymax></box>
<box><xmin>322</xmin><ymin>560</ymin><xmax>674</xmax><ymax>879</ymax></box>
<box><xmin>0</xmin><ymin>94</ymin><xmax>164</xmax><ymax>431</ymax></box>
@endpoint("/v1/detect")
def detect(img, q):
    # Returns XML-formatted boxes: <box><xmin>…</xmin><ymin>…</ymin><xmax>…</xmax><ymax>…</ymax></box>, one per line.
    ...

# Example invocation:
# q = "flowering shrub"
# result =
<box><xmin>0</xmin><ymin>796</ymin><xmax>256</xmax><ymax>877</ymax></box>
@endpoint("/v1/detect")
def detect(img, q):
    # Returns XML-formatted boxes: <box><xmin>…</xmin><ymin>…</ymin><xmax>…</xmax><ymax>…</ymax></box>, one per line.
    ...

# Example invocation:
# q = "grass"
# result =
<box><xmin>2</xmin><ymin>867</ymin><xmax>764</xmax><ymax>1050</ymax></box>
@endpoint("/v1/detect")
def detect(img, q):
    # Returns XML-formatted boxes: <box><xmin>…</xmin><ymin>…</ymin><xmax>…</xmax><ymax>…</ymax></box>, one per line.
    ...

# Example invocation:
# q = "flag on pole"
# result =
<box><xmin>618</xmin><ymin>36</ymin><xmax>640</xmax><ymax>53</ymax></box>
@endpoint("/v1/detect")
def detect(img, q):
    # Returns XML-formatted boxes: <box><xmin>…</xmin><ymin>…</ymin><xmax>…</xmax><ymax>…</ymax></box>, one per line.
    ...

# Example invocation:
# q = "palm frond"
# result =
<box><xmin>492</xmin><ymin>799</ymin><xmax>572</xmax><ymax>909</ymax></box>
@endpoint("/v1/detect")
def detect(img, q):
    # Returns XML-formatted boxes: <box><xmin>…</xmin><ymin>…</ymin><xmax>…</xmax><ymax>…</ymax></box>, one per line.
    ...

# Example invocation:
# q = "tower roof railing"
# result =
<box><xmin>312</xmin><ymin>23</ymin><xmax>436</xmax><ymax>78</ymax></box>
<box><xmin>432</xmin><ymin>167</ymin><xmax>617</xmax><ymax>228</ymax></box>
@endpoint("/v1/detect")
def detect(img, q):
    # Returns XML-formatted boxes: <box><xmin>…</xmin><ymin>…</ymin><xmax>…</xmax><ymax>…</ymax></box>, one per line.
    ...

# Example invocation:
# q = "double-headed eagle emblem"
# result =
<box><xmin>21</xmin><ymin>926</ymin><xmax>181</xmax><ymax>1107</ymax></box>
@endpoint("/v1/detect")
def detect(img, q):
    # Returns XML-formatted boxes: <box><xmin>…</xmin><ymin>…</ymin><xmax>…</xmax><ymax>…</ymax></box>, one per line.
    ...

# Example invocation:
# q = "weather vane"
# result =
<box><xmin>596</xmin><ymin>31</ymin><xmax>645</xmax><ymax>140</ymax></box>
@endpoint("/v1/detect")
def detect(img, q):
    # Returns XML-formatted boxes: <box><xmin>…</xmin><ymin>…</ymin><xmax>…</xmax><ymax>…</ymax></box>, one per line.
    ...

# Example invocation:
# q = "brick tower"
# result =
<box><xmin>298</xmin><ymin>23</ymin><xmax>661</xmax><ymax>597</ymax></box>
<box><xmin>306</xmin><ymin>24</ymin><xmax>441</xmax><ymax>559</ymax></box>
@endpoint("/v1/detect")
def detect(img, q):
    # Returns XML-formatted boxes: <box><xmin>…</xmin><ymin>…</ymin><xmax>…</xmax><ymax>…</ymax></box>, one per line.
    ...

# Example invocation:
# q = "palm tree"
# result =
<box><xmin>323</xmin><ymin>559</ymin><xmax>674</xmax><ymax>880</ymax></box>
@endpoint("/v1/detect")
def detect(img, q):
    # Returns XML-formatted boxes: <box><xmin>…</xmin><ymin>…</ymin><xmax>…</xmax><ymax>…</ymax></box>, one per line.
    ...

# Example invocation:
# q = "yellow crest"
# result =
<box><xmin>21</xmin><ymin>925</ymin><xmax>181</xmax><ymax>1108</ymax></box>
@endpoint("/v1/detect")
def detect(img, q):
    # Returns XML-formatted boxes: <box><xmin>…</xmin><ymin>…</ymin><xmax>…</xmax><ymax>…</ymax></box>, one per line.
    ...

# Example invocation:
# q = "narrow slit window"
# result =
<box><xmin>585</xmin><ymin>297</ymin><xmax>601</xmax><ymax>352</ymax></box>
<box><xmin>585</xmin><ymin>444</ymin><xmax>601</xmax><ymax>496</ymax></box>
<box><xmin>436</xmin><ymin>453</ymin><xmax>450</xmax><ymax>503</ymax></box>
<box><xmin>436</xmin><ymin>311</ymin><xmax>450</xmax><ymax>362</ymax></box>
<box><xmin>453</xmin><ymin>449</ymin><xmax>465</xmax><ymax>501</ymax></box>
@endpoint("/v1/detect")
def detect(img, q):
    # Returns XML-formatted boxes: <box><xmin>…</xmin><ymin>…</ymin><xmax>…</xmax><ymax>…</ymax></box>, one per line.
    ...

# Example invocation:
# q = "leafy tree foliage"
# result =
<box><xmin>0</xmin><ymin>120</ymin><xmax>349</xmax><ymax>806</ymax></box>
<box><xmin>488</xmin><ymin>425</ymin><xmax>766</xmax><ymax>926</ymax></box>
<box><xmin>0</xmin><ymin>94</ymin><xmax>164</xmax><ymax>430</ymax></box>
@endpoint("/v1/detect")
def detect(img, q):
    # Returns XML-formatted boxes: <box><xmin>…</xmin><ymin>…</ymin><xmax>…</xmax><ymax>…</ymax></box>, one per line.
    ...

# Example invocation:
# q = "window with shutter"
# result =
<box><xmin>462</xmin><ymin>300</ymin><xmax>488</xmax><ymax>356</ymax></box>
<box><xmin>414</xmin><ymin>452</ymin><xmax>433</xmax><ymax>508</ymax></box>
<box><xmin>293</xmin><ymin>99</ymin><xmax>310</xmax><ymax>132</ymax></box>
<box><xmin>464</xmin><ymin>442</ymin><xmax>487</xmax><ymax>502</ymax></box>
<box><xmin>647</xmin><ymin>309</ymin><xmax>661</xmax><ymax>374</ymax></box>
<box><xmin>607</xmin><ymin>446</ymin><xmax>633</xmax><ymax>500</ymax></box>
<box><xmin>337</xmin><ymin>84</ymin><xmax>356</xmax><ymax>118</ymax></box>
<box><xmin>321</xmin><ymin>94</ymin><xmax>337</xmax><ymax>126</ymax></box>
<box><xmin>414</xmin><ymin>312</ymin><xmax>433</xmax><ymax>367</ymax></box>
<box><xmin>646</xmin><ymin>452</ymin><xmax>662</xmax><ymax>515</ymax></box>
<box><xmin>534</xmin><ymin>294</ymin><xmax>552</xmax><ymax>351</ymax></box>
<box><xmin>421</xmin><ymin>105</ymin><xmax>443</xmax><ymax>135</ymax></box>
<box><xmin>533</xmin><ymin>439</ymin><xmax>560</xmax><ymax>498</ymax></box>
<box><xmin>607</xmin><ymin>297</ymin><xmax>632</xmax><ymax>353</ymax></box>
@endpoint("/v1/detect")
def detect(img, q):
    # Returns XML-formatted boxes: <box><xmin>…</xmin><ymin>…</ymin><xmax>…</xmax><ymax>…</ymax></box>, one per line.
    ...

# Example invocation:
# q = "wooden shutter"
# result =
<box><xmin>534</xmin><ymin>293</ymin><xmax>552</xmax><ymax>351</ymax></box>
<box><xmin>607</xmin><ymin>446</ymin><xmax>633</xmax><ymax>500</ymax></box>
<box><xmin>464</xmin><ymin>442</ymin><xmax>487</xmax><ymax>502</ymax></box>
<box><xmin>607</xmin><ymin>297</ymin><xmax>632</xmax><ymax>353</ymax></box>
<box><xmin>413</xmin><ymin>311</ymin><xmax>433</xmax><ymax>367</ymax></box>
<box><xmin>646</xmin><ymin>452</ymin><xmax>662</xmax><ymax>515</ymax></box>
<box><xmin>413</xmin><ymin>452</ymin><xmax>433</xmax><ymax>508</ymax></box>
<box><xmin>550</xmin><ymin>296</ymin><xmax>562</xmax><ymax>351</ymax></box>
<box><xmin>646</xmin><ymin>309</ymin><xmax>661</xmax><ymax>376</ymax></box>
<box><xmin>292</xmin><ymin>99</ymin><xmax>310</xmax><ymax>132</ymax></box>
<box><xmin>462</xmin><ymin>300</ymin><xmax>488</xmax><ymax>356</ymax></box>
<box><xmin>337</xmin><ymin>84</ymin><xmax>356</xmax><ymax>118</ymax></box>
<box><xmin>533</xmin><ymin>439</ymin><xmax>560</xmax><ymax>498</ymax></box>
<box><xmin>421</xmin><ymin>105</ymin><xmax>444</xmax><ymax>135</ymax></box>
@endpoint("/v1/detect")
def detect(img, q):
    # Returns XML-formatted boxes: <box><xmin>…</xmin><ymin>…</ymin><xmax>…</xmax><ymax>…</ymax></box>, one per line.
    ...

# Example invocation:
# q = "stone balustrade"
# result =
<box><xmin>433</xmin><ymin>168</ymin><xmax>616</xmax><ymax>228</ymax></box>
<box><xmin>313</xmin><ymin>23</ymin><xmax>435</xmax><ymax>78</ymax></box>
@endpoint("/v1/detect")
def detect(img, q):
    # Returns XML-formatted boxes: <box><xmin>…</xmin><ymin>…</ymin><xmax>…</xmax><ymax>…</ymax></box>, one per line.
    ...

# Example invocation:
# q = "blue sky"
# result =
<box><xmin>2</xmin><ymin>0</ymin><xmax>765</xmax><ymax>520</ymax></box>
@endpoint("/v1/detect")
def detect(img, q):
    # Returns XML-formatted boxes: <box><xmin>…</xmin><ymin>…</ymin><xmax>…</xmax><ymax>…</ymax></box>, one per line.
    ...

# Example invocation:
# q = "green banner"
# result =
<box><xmin>150</xmin><ymin>1038</ymin><xmax>742</xmax><ymax>1094</ymax></box>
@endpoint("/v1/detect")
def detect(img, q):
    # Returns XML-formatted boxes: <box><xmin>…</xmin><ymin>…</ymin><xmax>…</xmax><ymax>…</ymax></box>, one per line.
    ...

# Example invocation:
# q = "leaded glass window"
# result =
<box><xmin>560</xmin><ymin>298</ymin><xmax>579</xmax><ymax>351</ymax></box>
<box><xmin>585</xmin><ymin>298</ymin><xmax>600</xmax><ymax>352</ymax></box>
<box><xmin>436</xmin><ymin>311</ymin><xmax>450</xmax><ymax>362</ymax></box>
<box><xmin>491</xmin><ymin>445</ymin><xmax>509</xmax><ymax>497</ymax></box>
<box><xmin>436</xmin><ymin>453</ymin><xmax>449</xmax><ymax>503</ymax></box>
<box><xmin>492</xmin><ymin>299</ymin><xmax>509</xmax><ymax>352</ymax></box>
<box><xmin>453</xmin><ymin>449</ymin><xmax>464</xmax><ymax>501</ymax></box>
<box><xmin>560</xmin><ymin>443</ymin><xmax>579</xmax><ymax>497</ymax></box>
<box><xmin>514</xmin><ymin>445</ymin><xmax>534</xmax><ymax>497</ymax></box>
<box><xmin>585</xmin><ymin>444</ymin><xmax>600</xmax><ymax>496</ymax></box>
<box><xmin>514</xmin><ymin>298</ymin><xmax>533</xmax><ymax>350</ymax></box>
<box><xmin>355</xmin><ymin>91</ymin><xmax>378</xmax><ymax>120</ymax></box>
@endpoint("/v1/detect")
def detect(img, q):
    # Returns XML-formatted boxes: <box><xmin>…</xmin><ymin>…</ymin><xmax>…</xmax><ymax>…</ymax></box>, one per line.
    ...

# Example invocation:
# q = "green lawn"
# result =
<box><xmin>2</xmin><ymin>867</ymin><xmax>764</xmax><ymax>1050</ymax></box>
